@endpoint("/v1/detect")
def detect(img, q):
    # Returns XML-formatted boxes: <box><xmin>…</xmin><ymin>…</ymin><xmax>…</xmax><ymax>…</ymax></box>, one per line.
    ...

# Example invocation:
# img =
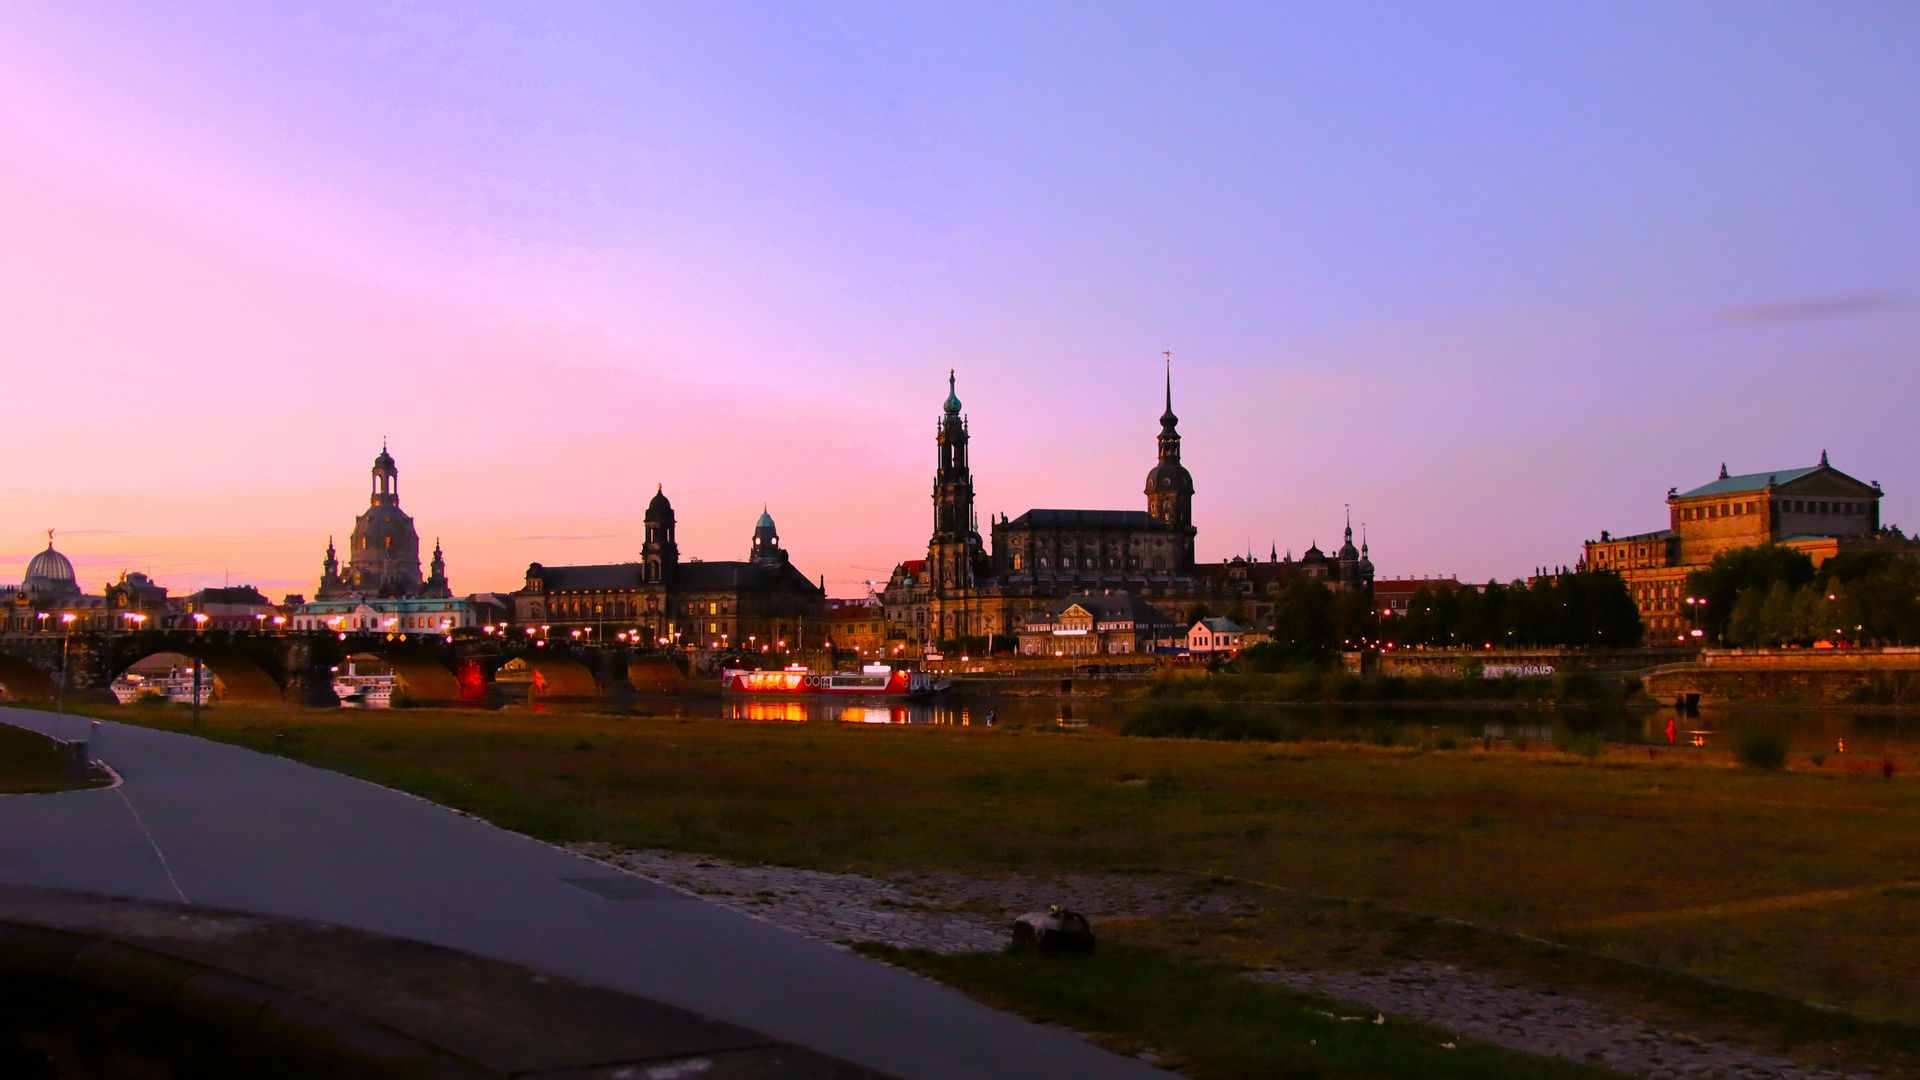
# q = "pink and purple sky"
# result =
<box><xmin>3</xmin><ymin>3</ymin><xmax>1916</xmax><ymax>599</ymax></box>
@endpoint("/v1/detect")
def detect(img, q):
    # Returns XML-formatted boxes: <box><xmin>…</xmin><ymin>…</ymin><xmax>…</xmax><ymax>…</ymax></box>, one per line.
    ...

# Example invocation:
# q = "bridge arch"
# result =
<box><xmin>337</xmin><ymin>648</ymin><xmax>462</xmax><ymax>703</ymax></box>
<box><xmin>0</xmin><ymin>655</ymin><xmax>57</xmax><ymax>699</ymax></box>
<box><xmin>494</xmin><ymin>652</ymin><xmax>601</xmax><ymax>698</ymax></box>
<box><xmin>109</xmin><ymin>649</ymin><xmax>284</xmax><ymax>704</ymax></box>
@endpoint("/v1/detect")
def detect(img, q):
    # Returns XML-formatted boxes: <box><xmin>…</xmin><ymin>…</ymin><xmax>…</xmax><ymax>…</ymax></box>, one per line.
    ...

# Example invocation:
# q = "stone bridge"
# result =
<box><xmin>0</xmin><ymin>630</ymin><xmax>694</xmax><ymax>707</ymax></box>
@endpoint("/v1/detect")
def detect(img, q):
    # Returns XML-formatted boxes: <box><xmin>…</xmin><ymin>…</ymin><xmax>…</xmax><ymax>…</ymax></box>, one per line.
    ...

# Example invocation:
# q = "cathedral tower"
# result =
<box><xmin>1144</xmin><ymin>363</ymin><xmax>1196</xmax><ymax>569</ymax></box>
<box><xmin>929</xmin><ymin>371</ymin><xmax>981</xmax><ymax>594</ymax></box>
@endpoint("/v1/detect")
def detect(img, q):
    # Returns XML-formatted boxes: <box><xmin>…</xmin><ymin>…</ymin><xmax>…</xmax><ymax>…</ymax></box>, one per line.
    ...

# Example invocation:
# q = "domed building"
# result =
<box><xmin>4</xmin><ymin>533</ymin><xmax>175</xmax><ymax>634</ymax></box>
<box><xmin>21</xmin><ymin>535</ymin><xmax>80</xmax><ymax>599</ymax></box>
<box><xmin>316</xmin><ymin>445</ymin><xmax>452</xmax><ymax>601</ymax></box>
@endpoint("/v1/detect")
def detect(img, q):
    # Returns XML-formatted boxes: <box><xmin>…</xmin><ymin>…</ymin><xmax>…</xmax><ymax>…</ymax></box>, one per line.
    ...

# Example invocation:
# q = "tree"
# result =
<box><xmin>1686</xmin><ymin>545</ymin><xmax>1817</xmax><ymax>644</ymax></box>
<box><xmin>1266</xmin><ymin>578</ymin><xmax>1336</xmax><ymax>665</ymax></box>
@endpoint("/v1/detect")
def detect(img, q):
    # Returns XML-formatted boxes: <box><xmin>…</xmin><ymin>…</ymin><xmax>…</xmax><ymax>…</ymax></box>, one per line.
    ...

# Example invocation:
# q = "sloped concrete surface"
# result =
<box><xmin>0</xmin><ymin>884</ymin><xmax>891</xmax><ymax>1078</ymax></box>
<box><xmin>0</xmin><ymin>708</ymin><xmax>1164</xmax><ymax>1080</ymax></box>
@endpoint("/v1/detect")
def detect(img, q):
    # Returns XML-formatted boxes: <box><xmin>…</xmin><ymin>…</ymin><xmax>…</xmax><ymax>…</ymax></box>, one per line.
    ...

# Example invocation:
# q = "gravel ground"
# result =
<box><xmin>567</xmin><ymin>844</ymin><xmax>1881</xmax><ymax>1079</ymax></box>
<box><xmin>1258</xmin><ymin>964</ymin><xmax>1876</xmax><ymax>1080</ymax></box>
<box><xmin>568</xmin><ymin>842</ymin><xmax>1244</xmax><ymax>952</ymax></box>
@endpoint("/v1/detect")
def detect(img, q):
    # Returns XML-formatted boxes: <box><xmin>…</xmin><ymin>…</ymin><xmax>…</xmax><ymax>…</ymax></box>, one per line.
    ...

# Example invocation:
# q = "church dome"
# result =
<box><xmin>23</xmin><ymin>540</ymin><xmax>79</xmax><ymax>596</ymax></box>
<box><xmin>943</xmin><ymin>371</ymin><xmax>962</xmax><ymax>415</ymax></box>
<box><xmin>645</xmin><ymin>485</ymin><xmax>674</xmax><ymax>522</ymax></box>
<box><xmin>1144</xmin><ymin>460</ymin><xmax>1193</xmax><ymax>494</ymax></box>
<box><xmin>373</xmin><ymin>444</ymin><xmax>396</xmax><ymax>472</ymax></box>
<box><xmin>25</xmin><ymin>543</ymin><xmax>75</xmax><ymax>585</ymax></box>
<box><xmin>755</xmin><ymin>507</ymin><xmax>776</xmax><ymax>532</ymax></box>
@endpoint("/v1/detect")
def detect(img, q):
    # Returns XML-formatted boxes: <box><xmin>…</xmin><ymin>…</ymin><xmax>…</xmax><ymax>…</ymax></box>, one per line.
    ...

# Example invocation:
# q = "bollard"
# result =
<box><xmin>89</xmin><ymin>721</ymin><xmax>101</xmax><ymax>763</ymax></box>
<box><xmin>62</xmin><ymin>741</ymin><xmax>90</xmax><ymax>782</ymax></box>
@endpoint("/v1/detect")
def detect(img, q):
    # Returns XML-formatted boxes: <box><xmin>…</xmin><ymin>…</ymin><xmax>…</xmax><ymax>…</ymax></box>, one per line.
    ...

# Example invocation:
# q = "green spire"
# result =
<box><xmin>944</xmin><ymin>369</ymin><xmax>962</xmax><ymax>415</ymax></box>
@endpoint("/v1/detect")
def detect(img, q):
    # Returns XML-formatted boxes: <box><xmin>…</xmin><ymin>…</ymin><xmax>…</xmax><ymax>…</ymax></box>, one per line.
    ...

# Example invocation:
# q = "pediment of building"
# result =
<box><xmin>1774</xmin><ymin>469</ymin><xmax>1880</xmax><ymax>498</ymax></box>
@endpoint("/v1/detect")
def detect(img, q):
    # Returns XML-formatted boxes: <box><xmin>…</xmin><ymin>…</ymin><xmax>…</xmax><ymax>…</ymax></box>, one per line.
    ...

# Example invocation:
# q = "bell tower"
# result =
<box><xmin>929</xmin><ymin>370</ymin><xmax>981</xmax><ymax>596</ymax></box>
<box><xmin>642</xmin><ymin>485</ymin><xmax>679</xmax><ymax>585</ymax></box>
<box><xmin>1144</xmin><ymin>356</ymin><xmax>1196</xmax><ymax>570</ymax></box>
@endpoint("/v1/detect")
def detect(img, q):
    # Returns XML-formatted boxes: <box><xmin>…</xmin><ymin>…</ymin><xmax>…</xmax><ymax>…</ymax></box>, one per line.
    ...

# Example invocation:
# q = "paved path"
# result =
<box><xmin>0</xmin><ymin>708</ymin><xmax>1162</xmax><ymax>1080</ymax></box>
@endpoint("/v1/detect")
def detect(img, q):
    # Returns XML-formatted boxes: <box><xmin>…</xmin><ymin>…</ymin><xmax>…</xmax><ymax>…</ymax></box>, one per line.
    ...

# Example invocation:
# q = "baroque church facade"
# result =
<box><xmin>316</xmin><ymin>445</ymin><xmax>452</xmax><ymax>601</ymax></box>
<box><xmin>884</xmin><ymin>368</ymin><xmax>1374</xmax><ymax>648</ymax></box>
<box><xmin>512</xmin><ymin>488</ymin><xmax>829</xmax><ymax>651</ymax></box>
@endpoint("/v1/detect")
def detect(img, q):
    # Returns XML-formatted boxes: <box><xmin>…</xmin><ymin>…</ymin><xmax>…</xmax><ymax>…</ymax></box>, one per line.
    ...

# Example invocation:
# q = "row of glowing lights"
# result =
<box><xmin>32</xmin><ymin>610</ymin><xmax>892</xmax><ymax>653</ymax></box>
<box><xmin>56</xmin><ymin>598</ymin><xmax>1854</xmax><ymax>648</ymax></box>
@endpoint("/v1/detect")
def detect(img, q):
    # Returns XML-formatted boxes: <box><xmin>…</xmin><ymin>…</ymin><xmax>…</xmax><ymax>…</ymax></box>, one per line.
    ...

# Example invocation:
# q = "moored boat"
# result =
<box><xmin>722</xmin><ymin>663</ymin><xmax>948</xmax><ymax>698</ymax></box>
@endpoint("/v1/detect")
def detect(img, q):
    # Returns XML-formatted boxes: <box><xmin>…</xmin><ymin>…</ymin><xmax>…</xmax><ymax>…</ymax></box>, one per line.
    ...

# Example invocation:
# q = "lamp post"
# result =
<box><xmin>191</xmin><ymin>612</ymin><xmax>209</xmax><ymax>731</ymax></box>
<box><xmin>57</xmin><ymin>613</ymin><xmax>76</xmax><ymax>734</ymax></box>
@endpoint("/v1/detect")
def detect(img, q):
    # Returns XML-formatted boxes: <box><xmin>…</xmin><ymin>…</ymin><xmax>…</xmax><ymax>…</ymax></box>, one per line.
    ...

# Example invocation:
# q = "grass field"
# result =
<box><xmin>59</xmin><ymin>700</ymin><xmax>1920</xmax><ymax>1076</ymax></box>
<box><xmin>0</xmin><ymin>720</ymin><xmax>93</xmax><ymax>794</ymax></box>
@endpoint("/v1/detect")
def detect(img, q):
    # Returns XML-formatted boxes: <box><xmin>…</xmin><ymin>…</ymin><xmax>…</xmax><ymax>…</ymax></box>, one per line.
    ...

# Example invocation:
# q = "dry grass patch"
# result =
<box><xmin>61</xmin><ymin>701</ymin><xmax>1920</xmax><ymax>1067</ymax></box>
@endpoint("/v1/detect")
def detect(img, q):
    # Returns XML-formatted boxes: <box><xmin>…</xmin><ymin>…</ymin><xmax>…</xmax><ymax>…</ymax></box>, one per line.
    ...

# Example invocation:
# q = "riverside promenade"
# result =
<box><xmin>0</xmin><ymin>707</ymin><xmax>1162</xmax><ymax>1080</ymax></box>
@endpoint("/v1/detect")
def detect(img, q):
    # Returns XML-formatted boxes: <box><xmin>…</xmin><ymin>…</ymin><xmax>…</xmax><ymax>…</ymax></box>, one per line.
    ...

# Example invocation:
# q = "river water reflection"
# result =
<box><xmin>621</xmin><ymin>695</ymin><xmax>1920</xmax><ymax>755</ymax></box>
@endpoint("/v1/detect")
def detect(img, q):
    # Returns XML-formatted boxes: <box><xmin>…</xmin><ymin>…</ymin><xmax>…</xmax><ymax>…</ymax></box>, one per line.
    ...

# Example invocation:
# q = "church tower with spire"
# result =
<box><xmin>930</xmin><ymin>371</ymin><xmax>982</xmax><ymax>594</ymax></box>
<box><xmin>1144</xmin><ymin>360</ymin><xmax>1197</xmax><ymax>570</ymax></box>
<box><xmin>317</xmin><ymin>537</ymin><xmax>349</xmax><ymax>600</ymax></box>
<box><xmin>423</xmin><ymin>539</ymin><xmax>452</xmax><ymax>598</ymax></box>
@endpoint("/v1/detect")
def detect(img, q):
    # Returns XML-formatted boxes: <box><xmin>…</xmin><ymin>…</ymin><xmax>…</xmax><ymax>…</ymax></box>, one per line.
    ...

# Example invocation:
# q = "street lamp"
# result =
<box><xmin>56</xmin><ymin>613</ymin><xmax>76</xmax><ymax>729</ymax></box>
<box><xmin>191</xmin><ymin>612</ymin><xmax>209</xmax><ymax>731</ymax></box>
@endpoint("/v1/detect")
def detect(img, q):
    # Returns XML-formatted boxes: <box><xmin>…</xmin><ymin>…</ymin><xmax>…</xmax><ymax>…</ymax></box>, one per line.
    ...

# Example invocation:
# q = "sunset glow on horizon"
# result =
<box><xmin>5</xmin><ymin>3</ymin><xmax>1916</xmax><ymax>599</ymax></box>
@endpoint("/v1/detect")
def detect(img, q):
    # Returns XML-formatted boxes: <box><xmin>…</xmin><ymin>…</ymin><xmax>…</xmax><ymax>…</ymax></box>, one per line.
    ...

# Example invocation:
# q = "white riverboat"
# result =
<box><xmin>110</xmin><ymin>668</ymin><xmax>216</xmax><ymax>706</ymax></box>
<box><xmin>333</xmin><ymin>662</ymin><xmax>398</xmax><ymax>708</ymax></box>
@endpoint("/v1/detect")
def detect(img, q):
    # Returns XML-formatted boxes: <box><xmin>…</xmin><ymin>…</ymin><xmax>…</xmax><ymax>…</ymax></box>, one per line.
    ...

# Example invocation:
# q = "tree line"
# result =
<box><xmin>1241</xmin><ymin>570</ymin><xmax>1642</xmax><ymax>671</ymax></box>
<box><xmin>1688</xmin><ymin>546</ymin><xmax>1920</xmax><ymax>646</ymax></box>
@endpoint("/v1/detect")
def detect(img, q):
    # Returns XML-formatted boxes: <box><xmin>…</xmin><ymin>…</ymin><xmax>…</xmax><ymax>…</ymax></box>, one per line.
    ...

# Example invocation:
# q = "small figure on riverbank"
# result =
<box><xmin>985</xmin><ymin>709</ymin><xmax>995</xmax><ymax>727</ymax></box>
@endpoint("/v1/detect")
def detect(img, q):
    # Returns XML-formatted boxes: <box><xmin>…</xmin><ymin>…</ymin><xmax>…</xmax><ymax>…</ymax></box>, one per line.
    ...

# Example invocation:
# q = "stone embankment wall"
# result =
<box><xmin>1356</xmin><ymin>647</ymin><xmax>1700</xmax><ymax>678</ymax></box>
<box><xmin>1644</xmin><ymin>647</ymin><xmax>1920</xmax><ymax>705</ymax></box>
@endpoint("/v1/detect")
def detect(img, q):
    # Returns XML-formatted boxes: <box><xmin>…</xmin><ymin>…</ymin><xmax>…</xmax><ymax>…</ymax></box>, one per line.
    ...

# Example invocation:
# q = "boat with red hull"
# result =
<box><xmin>722</xmin><ymin>664</ymin><xmax>948</xmax><ymax>698</ymax></box>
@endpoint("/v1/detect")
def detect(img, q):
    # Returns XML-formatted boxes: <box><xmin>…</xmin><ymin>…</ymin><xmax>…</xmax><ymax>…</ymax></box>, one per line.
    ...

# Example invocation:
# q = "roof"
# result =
<box><xmin>296</xmin><ymin>597</ymin><xmax>470</xmax><ymax>614</ymax></box>
<box><xmin>532</xmin><ymin>563</ymin><xmax>644</xmax><ymax>591</ymax></box>
<box><xmin>1678</xmin><ymin>466</ymin><xmax>1820</xmax><ymax>499</ymax></box>
<box><xmin>532</xmin><ymin>560</ymin><xmax>822</xmax><ymax>596</ymax></box>
<box><xmin>678</xmin><ymin>561</ymin><xmax>820</xmax><ymax>593</ymax></box>
<box><xmin>1594</xmin><ymin>529</ymin><xmax>1673</xmax><ymax>544</ymax></box>
<box><xmin>1047</xmin><ymin>590</ymin><xmax>1176</xmax><ymax>626</ymax></box>
<box><xmin>1194</xmin><ymin>617</ymin><xmax>1244</xmax><ymax>633</ymax></box>
<box><xmin>191</xmin><ymin>587</ymin><xmax>272</xmax><ymax>605</ymax></box>
<box><xmin>1004</xmin><ymin>509</ymin><xmax>1169</xmax><ymax>530</ymax></box>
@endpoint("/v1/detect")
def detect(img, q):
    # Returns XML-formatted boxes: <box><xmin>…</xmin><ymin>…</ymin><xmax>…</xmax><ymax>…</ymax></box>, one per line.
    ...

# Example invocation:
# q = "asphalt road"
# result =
<box><xmin>0</xmin><ymin>707</ymin><xmax>1161</xmax><ymax>1080</ymax></box>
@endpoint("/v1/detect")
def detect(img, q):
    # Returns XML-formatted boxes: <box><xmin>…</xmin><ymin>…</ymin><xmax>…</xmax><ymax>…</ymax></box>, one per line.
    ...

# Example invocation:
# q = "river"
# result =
<box><xmin>605</xmin><ymin>694</ymin><xmax>1920</xmax><ymax>756</ymax></box>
